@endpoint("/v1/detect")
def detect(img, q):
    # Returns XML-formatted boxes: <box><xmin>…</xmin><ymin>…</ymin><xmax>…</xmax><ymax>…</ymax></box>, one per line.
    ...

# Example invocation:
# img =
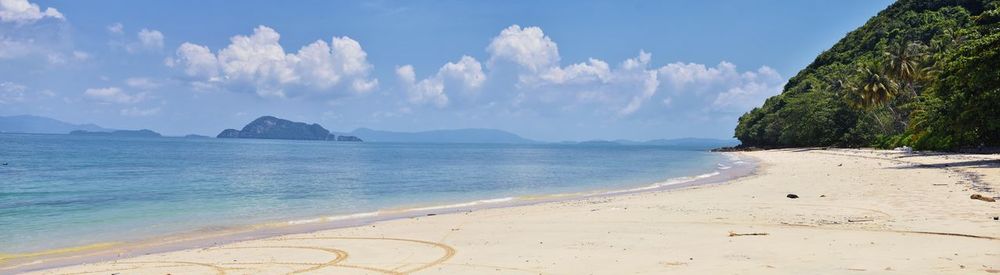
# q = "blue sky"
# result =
<box><xmin>0</xmin><ymin>0</ymin><xmax>893</xmax><ymax>141</ymax></box>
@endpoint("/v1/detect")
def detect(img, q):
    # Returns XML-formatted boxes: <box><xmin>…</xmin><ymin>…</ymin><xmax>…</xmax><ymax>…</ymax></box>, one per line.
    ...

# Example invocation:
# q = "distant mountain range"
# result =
<box><xmin>70</xmin><ymin>129</ymin><xmax>162</xmax><ymax>138</ymax></box>
<box><xmin>344</xmin><ymin>128</ymin><xmax>536</xmax><ymax>144</ymax></box>
<box><xmin>0</xmin><ymin>115</ymin><xmax>110</xmax><ymax>134</ymax></box>
<box><xmin>0</xmin><ymin>114</ymin><xmax>738</xmax><ymax>147</ymax></box>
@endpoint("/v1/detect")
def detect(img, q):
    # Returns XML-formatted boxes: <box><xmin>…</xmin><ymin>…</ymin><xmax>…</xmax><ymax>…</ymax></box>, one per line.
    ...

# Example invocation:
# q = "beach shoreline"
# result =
<box><xmin>8</xmin><ymin>148</ymin><xmax>1000</xmax><ymax>274</ymax></box>
<box><xmin>2</xmin><ymin>152</ymin><xmax>755</xmax><ymax>273</ymax></box>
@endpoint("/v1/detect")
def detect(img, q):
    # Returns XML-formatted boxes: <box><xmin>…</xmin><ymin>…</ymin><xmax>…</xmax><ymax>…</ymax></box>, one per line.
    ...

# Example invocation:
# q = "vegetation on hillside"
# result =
<box><xmin>735</xmin><ymin>0</ymin><xmax>999</xmax><ymax>150</ymax></box>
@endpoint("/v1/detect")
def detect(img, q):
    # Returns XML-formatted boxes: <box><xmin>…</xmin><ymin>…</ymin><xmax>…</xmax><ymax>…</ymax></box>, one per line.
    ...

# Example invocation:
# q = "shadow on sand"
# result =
<box><xmin>888</xmin><ymin>159</ymin><xmax>1000</xmax><ymax>170</ymax></box>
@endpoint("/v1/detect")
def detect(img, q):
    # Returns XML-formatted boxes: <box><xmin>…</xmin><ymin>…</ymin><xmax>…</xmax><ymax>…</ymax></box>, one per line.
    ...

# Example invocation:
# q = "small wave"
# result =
<box><xmin>283</xmin><ymin>160</ymin><xmax>739</xmax><ymax>227</ymax></box>
<box><xmin>287</xmin><ymin>211</ymin><xmax>380</xmax><ymax>225</ymax></box>
<box><xmin>408</xmin><ymin>197</ymin><xmax>515</xmax><ymax>212</ymax></box>
<box><xmin>603</xmin><ymin>171</ymin><xmax>722</xmax><ymax>195</ymax></box>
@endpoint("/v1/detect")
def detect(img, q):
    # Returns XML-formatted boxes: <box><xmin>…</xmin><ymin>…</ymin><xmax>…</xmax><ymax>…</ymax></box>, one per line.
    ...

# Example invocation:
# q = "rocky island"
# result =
<box><xmin>217</xmin><ymin>116</ymin><xmax>362</xmax><ymax>142</ymax></box>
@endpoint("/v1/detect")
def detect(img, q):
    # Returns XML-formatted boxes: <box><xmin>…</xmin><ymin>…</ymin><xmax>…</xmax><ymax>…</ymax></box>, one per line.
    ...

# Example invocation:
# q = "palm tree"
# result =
<box><xmin>851</xmin><ymin>63</ymin><xmax>899</xmax><ymax>108</ymax></box>
<box><xmin>841</xmin><ymin>62</ymin><xmax>904</xmax><ymax>134</ymax></box>
<box><xmin>883</xmin><ymin>41</ymin><xmax>928</xmax><ymax>99</ymax></box>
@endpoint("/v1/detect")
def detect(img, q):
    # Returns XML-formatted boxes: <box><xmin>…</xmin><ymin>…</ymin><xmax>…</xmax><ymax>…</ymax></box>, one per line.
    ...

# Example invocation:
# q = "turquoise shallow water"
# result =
<box><xmin>0</xmin><ymin>133</ymin><xmax>729</xmax><ymax>253</ymax></box>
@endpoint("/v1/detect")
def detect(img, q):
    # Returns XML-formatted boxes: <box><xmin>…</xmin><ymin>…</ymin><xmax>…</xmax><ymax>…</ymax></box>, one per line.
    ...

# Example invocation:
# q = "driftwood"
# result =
<box><xmin>729</xmin><ymin>232</ymin><xmax>769</xmax><ymax>237</ymax></box>
<box><xmin>970</xmin><ymin>194</ymin><xmax>996</xmax><ymax>202</ymax></box>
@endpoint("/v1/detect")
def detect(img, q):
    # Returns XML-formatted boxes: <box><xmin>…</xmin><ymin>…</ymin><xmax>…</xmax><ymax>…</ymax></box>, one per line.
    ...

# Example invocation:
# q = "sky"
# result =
<box><xmin>0</xmin><ymin>0</ymin><xmax>894</xmax><ymax>141</ymax></box>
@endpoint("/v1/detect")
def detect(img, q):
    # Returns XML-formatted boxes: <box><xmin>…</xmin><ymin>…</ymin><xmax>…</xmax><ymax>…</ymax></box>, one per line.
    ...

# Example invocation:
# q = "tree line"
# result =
<box><xmin>735</xmin><ymin>0</ymin><xmax>999</xmax><ymax>150</ymax></box>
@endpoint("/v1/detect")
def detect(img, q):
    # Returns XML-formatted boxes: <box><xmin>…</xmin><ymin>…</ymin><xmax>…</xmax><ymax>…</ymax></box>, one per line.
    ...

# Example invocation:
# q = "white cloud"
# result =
<box><xmin>45</xmin><ymin>52</ymin><xmax>65</xmax><ymax>64</ymax></box>
<box><xmin>482</xmin><ymin>26</ymin><xmax>663</xmax><ymax>116</ymax></box>
<box><xmin>137</xmin><ymin>29</ymin><xmax>164</xmax><ymax>49</ymax></box>
<box><xmin>125</xmin><ymin>77</ymin><xmax>161</xmax><ymax>90</ymax></box>
<box><xmin>0</xmin><ymin>0</ymin><xmax>70</xmax><ymax>62</ymax></box>
<box><xmin>174</xmin><ymin>43</ymin><xmax>219</xmax><ymax>79</ymax></box>
<box><xmin>171</xmin><ymin>25</ymin><xmax>378</xmax><ymax>98</ymax></box>
<box><xmin>84</xmin><ymin>87</ymin><xmax>145</xmax><ymax>104</ymax></box>
<box><xmin>539</xmin><ymin>58</ymin><xmax>611</xmax><ymax>84</ymax></box>
<box><xmin>41</xmin><ymin>50</ymin><xmax>90</xmax><ymax>64</ymax></box>
<box><xmin>0</xmin><ymin>37</ymin><xmax>31</xmax><ymax>58</ymax></box>
<box><xmin>710</xmin><ymin>66</ymin><xmax>783</xmax><ymax>110</ymax></box>
<box><xmin>72</xmin><ymin>50</ymin><xmax>90</xmax><ymax>61</ymax></box>
<box><xmin>0</xmin><ymin>81</ymin><xmax>27</xmax><ymax>103</ymax></box>
<box><xmin>658</xmin><ymin>61</ymin><xmax>735</xmax><ymax>91</ymax></box>
<box><xmin>0</xmin><ymin>0</ymin><xmax>63</xmax><ymax>24</ymax></box>
<box><xmin>120</xmin><ymin>106</ymin><xmax>161</xmax><ymax>117</ymax></box>
<box><xmin>396</xmin><ymin>64</ymin><xmax>447</xmax><ymax>107</ymax></box>
<box><xmin>107</xmin><ymin>22</ymin><xmax>123</xmax><ymax>34</ymax></box>
<box><xmin>615</xmin><ymin>52</ymin><xmax>660</xmax><ymax>116</ymax></box>
<box><xmin>440</xmin><ymin>56</ymin><xmax>486</xmax><ymax>89</ymax></box>
<box><xmin>487</xmin><ymin>25</ymin><xmax>559</xmax><ymax>72</ymax></box>
<box><xmin>126</xmin><ymin>28</ymin><xmax>164</xmax><ymax>53</ymax></box>
<box><xmin>397</xmin><ymin>55</ymin><xmax>485</xmax><ymax>108</ymax></box>
<box><xmin>0</xmin><ymin>81</ymin><xmax>56</xmax><ymax>104</ymax></box>
<box><xmin>403</xmin><ymin>25</ymin><xmax>785</xmax><ymax>119</ymax></box>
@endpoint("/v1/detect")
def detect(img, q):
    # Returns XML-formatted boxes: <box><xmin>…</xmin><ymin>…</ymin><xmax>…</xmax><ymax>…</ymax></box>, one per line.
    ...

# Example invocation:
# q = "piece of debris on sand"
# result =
<box><xmin>729</xmin><ymin>232</ymin><xmax>769</xmax><ymax>237</ymax></box>
<box><xmin>970</xmin><ymin>194</ymin><xmax>996</xmax><ymax>202</ymax></box>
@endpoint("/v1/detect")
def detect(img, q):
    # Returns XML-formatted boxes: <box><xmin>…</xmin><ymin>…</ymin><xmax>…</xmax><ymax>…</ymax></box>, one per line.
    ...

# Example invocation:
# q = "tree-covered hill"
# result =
<box><xmin>735</xmin><ymin>0</ymin><xmax>999</xmax><ymax>150</ymax></box>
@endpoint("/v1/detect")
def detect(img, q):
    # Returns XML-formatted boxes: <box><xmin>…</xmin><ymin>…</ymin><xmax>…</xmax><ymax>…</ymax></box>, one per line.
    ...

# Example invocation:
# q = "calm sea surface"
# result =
<box><xmin>0</xmin><ymin>133</ymin><xmax>730</xmax><ymax>253</ymax></box>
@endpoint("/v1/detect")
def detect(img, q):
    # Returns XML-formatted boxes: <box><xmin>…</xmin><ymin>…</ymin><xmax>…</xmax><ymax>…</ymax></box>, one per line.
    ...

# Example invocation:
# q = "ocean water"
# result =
<box><xmin>0</xmin><ymin>133</ymin><xmax>733</xmax><ymax>253</ymax></box>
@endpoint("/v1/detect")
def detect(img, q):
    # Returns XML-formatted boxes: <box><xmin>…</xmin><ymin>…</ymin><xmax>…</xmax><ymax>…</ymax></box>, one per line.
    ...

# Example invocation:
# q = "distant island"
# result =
<box><xmin>70</xmin><ymin>129</ymin><xmax>162</xmax><ymax>138</ymax></box>
<box><xmin>217</xmin><ymin>116</ymin><xmax>362</xmax><ymax>142</ymax></box>
<box><xmin>344</xmin><ymin>128</ymin><xmax>536</xmax><ymax>144</ymax></box>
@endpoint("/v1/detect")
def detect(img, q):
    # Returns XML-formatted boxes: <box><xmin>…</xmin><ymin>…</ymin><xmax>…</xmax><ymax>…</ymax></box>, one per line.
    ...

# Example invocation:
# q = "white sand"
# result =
<box><xmin>11</xmin><ymin>149</ymin><xmax>1000</xmax><ymax>274</ymax></box>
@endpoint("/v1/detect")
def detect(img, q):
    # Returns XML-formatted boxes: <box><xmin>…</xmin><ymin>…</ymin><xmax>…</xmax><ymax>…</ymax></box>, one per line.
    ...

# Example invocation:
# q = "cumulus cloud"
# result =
<box><xmin>487</xmin><ymin>25</ymin><xmax>559</xmax><ymax>73</ymax></box>
<box><xmin>710</xmin><ymin>66</ymin><xmax>783</xmax><ymax>110</ymax></box>
<box><xmin>0</xmin><ymin>0</ymin><xmax>72</xmax><ymax>62</ymax></box>
<box><xmin>170</xmin><ymin>25</ymin><xmax>378</xmax><ymax>98</ymax></box>
<box><xmin>396</xmin><ymin>65</ymin><xmax>446</xmax><ymax>107</ymax></box>
<box><xmin>136</xmin><ymin>29</ymin><xmax>163</xmax><ymax>50</ymax></box>
<box><xmin>107</xmin><ymin>22</ymin><xmax>123</xmax><ymax>34</ymax></box>
<box><xmin>401</xmin><ymin>24</ymin><xmax>784</xmax><ymax>118</ymax></box>
<box><xmin>482</xmin><ymin>26</ymin><xmax>665</xmax><ymax>116</ymax></box>
<box><xmin>397</xmin><ymin>55</ymin><xmax>485</xmax><ymax>107</ymax></box>
<box><xmin>84</xmin><ymin>87</ymin><xmax>145</xmax><ymax>104</ymax></box>
<box><xmin>0</xmin><ymin>0</ymin><xmax>63</xmax><ymax>24</ymax></box>
<box><xmin>172</xmin><ymin>43</ymin><xmax>219</xmax><ymax>79</ymax></box>
<box><xmin>123</xmin><ymin>28</ymin><xmax>164</xmax><ymax>53</ymax></box>
<box><xmin>407</xmin><ymin>25</ymin><xmax>663</xmax><ymax>116</ymax></box>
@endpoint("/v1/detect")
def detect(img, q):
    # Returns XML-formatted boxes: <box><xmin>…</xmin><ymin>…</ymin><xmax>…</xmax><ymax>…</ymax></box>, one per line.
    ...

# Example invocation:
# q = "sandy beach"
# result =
<box><xmin>8</xmin><ymin>148</ymin><xmax>1000</xmax><ymax>274</ymax></box>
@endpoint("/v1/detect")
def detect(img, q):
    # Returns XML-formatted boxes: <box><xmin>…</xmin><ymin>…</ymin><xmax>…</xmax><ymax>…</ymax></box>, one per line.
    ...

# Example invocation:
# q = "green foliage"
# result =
<box><xmin>735</xmin><ymin>0</ymin><xmax>1000</xmax><ymax>150</ymax></box>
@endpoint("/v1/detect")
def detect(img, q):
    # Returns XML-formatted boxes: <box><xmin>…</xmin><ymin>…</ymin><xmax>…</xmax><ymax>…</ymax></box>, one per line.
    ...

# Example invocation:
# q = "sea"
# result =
<box><xmin>0</xmin><ymin>133</ymin><xmax>746</xmax><ymax>254</ymax></box>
